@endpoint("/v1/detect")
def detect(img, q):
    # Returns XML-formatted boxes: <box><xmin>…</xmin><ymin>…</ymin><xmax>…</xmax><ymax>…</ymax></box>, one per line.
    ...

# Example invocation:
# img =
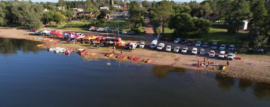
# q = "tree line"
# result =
<box><xmin>144</xmin><ymin>0</ymin><xmax>270</xmax><ymax>50</ymax></box>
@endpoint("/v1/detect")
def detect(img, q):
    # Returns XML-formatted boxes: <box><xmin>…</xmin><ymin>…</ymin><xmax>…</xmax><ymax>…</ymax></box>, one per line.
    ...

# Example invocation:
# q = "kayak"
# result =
<box><xmin>65</xmin><ymin>48</ymin><xmax>72</xmax><ymax>55</ymax></box>
<box><xmin>128</xmin><ymin>56</ymin><xmax>134</xmax><ymax>60</ymax></box>
<box><xmin>77</xmin><ymin>49</ymin><xmax>84</xmax><ymax>51</ymax></box>
<box><xmin>133</xmin><ymin>57</ymin><xmax>140</xmax><ymax>61</ymax></box>
<box><xmin>78</xmin><ymin>49</ymin><xmax>86</xmax><ymax>54</ymax></box>
<box><xmin>144</xmin><ymin>58</ymin><xmax>152</xmax><ymax>63</ymax></box>
<box><xmin>37</xmin><ymin>44</ymin><xmax>44</xmax><ymax>47</ymax></box>
<box><xmin>55</xmin><ymin>48</ymin><xmax>66</xmax><ymax>53</ymax></box>
<box><xmin>49</xmin><ymin>47</ymin><xmax>62</xmax><ymax>51</ymax></box>
<box><xmin>106</xmin><ymin>53</ymin><xmax>113</xmax><ymax>57</ymax></box>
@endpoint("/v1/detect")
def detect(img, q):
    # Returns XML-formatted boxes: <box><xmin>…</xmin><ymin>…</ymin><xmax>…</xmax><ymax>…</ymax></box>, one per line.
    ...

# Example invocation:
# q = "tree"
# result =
<box><xmin>152</xmin><ymin>0</ymin><xmax>173</xmax><ymax>35</ymax></box>
<box><xmin>250</xmin><ymin>0</ymin><xmax>267</xmax><ymax>35</ymax></box>
<box><xmin>54</xmin><ymin>12</ymin><xmax>66</xmax><ymax>24</ymax></box>
<box><xmin>169</xmin><ymin>13</ymin><xmax>194</xmax><ymax>37</ymax></box>
<box><xmin>173</xmin><ymin>5</ymin><xmax>191</xmax><ymax>15</ymax></box>
<box><xmin>0</xmin><ymin>2</ymin><xmax>6</xmax><ymax>25</ymax></box>
<box><xmin>253</xmin><ymin>35</ymin><xmax>269</xmax><ymax>49</ymax></box>
<box><xmin>128</xmin><ymin>1</ymin><xmax>144</xmax><ymax>29</ymax></box>
<box><xmin>201</xmin><ymin>2</ymin><xmax>211</xmax><ymax>18</ymax></box>
<box><xmin>58</xmin><ymin>0</ymin><xmax>64</xmax><ymax>6</ymax></box>
<box><xmin>189</xmin><ymin>1</ymin><xmax>201</xmax><ymax>17</ymax></box>
<box><xmin>98</xmin><ymin>9</ymin><xmax>110</xmax><ymax>20</ymax></box>
<box><xmin>192</xmin><ymin>18</ymin><xmax>210</xmax><ymax>36</ymax></box>
<box><xmin>142</xmin><ymin>0</ymin><xmax>151</xmax><ymax>10</ymax></box>
<box><xmin>216</xmin><ymin>0</ymin><xmax>232</xmax><ymax>24</ymax></box>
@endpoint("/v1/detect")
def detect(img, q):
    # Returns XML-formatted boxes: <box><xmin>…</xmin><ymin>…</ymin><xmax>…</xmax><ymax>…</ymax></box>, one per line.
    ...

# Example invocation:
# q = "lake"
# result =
<box><xmin>0</xmin><ymin>38</ymin><xmax>270</xmax><ymax>107</ymax></box>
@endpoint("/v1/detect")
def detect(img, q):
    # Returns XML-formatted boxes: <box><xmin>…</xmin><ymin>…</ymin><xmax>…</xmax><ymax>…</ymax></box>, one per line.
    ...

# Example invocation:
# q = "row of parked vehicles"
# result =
<box><xmin>172</xmin><ymin>38</ymin><xmax>235</xmax><ymax>51</ymax></box>
<box><xmin>88</xmin><ymin>26</ymin><xmax>136</xmax><ymax>34</ymax></box>
<box><xmin>149</xmin><ymin>39</ymin><xmax>236</xmax><ymax>60</ymax></box>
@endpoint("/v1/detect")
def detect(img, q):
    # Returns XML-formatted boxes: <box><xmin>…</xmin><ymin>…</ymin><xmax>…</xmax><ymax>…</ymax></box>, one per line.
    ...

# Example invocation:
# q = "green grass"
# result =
<box><xmin>50</xmin><ymin>19</ymin><xmax>145</xmax><ymax>34</ymax></box>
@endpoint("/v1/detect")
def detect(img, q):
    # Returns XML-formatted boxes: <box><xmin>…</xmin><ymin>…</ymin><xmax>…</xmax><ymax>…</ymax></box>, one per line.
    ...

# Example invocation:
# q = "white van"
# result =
<box><xmin>218</xmin><ymin>51</ymin><xmax>225</xmax><ymax>59</ymax></box>
<box><xmin>129</xmin><ymin>43</ymin><xmax>137</xmax><ymax>50</ymax></box>
<box><xmin>150</xmin><ymin>40</ymin><xmax>158</xmax><ymax>49</ymax></box>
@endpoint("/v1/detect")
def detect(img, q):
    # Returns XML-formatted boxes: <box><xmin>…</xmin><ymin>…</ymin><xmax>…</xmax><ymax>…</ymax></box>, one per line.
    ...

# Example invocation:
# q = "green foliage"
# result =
<box><xmin>169</xmin><ymin>13</ymin><xmax>194</xmax><ymax>37</ymax></box>
<box><xmin>142</xmin><ymin>0</ymin><xmax>151</xmax><ymax>10</ymax></box>
<box><xmin>253</xmin><ymin>35</ymin><xmax>269</xmax><ymax>49</ymax></box>
<box><xmin>128</xmin><ymin>1</ymin><xmax>144</xmax><ymax>29</ymax></box>
<box><xmin>173</xmin><ymin>5</ymin><xmax>191</xmax><ymax>15</ymax></box>
<box><xmin>0</xmin><ymin>2</ymin><xmax>6</xmax><ymax>25</ymax></box>
<box><xmin>193</xmin><ymin>18</ymin><xmax>211</xmax><ymax>36</ymax></box>
<box><xmin>189</xmin><ymin>1</ymin><xmax>202</xmax><ymax>17</ymax></box>
<box><xmin>152</xmin><ymin>0</ymin><xmax>173</xmax><ymax>34</ymax></box>
<box><xmin>54</xmin><ymin>12</ymin><xmax>66</xmax><ymax>24</ymax></box>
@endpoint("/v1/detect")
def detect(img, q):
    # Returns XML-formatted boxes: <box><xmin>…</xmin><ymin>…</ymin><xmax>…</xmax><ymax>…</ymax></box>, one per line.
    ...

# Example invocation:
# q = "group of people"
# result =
<box><xmin>202</xmin><ymin>57</ymin><xmax>229</xmax><ymax>68</ymax></box>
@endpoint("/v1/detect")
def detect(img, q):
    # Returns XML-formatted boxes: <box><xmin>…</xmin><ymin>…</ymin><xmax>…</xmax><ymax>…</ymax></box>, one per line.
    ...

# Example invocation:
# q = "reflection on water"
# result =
<box><xmin>215</xmin><ymin>73</ymin><xmax>235</xmax><ymax>91</ymax></box>
<box><xmin>0</xmin><ymin>38</ymin><xmax>40</xmax><ymax>55</ymax></box>
<box><xmin>253</xmin><ymin>82</ymin><xmax>270</xmax><ymax>100</ymax></box>
<box><xmin>152</xmin><ymin>65</ymin><xmax>185</xmax><ymax>78</ymax></box>
<box><xmin>1</xmin><ymin>38</ymin><xmax>270</xmax><ymax>106</ymax></box>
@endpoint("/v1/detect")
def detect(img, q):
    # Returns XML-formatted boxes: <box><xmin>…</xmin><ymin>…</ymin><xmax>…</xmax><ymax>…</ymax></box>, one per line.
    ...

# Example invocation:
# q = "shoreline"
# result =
<box><xmin>1</xmin><ymin>27</ymin><xmax>270</xmax><ymax>83</ymax></box>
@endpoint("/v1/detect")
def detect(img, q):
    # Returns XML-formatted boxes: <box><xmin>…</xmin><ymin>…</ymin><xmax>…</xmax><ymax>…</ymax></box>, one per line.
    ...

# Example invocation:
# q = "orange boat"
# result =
<box><xmin>128</xmin><ymin>56</ymin><xmax>134</xmax><ymax>60</ymax></box>
<box><xmin>144</xmin><ymin>58</ymin><xmax>152</xmax><ymax>63</ymax></box>
<box><xmin>117</xmin><ymin>55</ymin><xmax>127</xmax><ymax>59</ymax></box>
<box><xmin>133</xmin><ymin>57</ymin><xmax>140</xmax><ymax>61</ymax></box>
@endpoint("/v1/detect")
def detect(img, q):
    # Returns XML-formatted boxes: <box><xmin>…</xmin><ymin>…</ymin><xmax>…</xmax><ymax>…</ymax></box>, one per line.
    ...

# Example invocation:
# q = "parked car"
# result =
<box><xmin>119</xmin><ymin>30</ymin><xmax>127</xmax><ymax>34</ymax></box>
<box><xmin>89</xmin><ymin>26</ymin><xmax>96</xmax><ymax>30</ymax></box>
<box><xmin>209</xmin><ymin>50</ymin><xmax>216</xmax><ymax>58</ymax></box>
<box><xmin>258</xmin><ymin>48</ymin><xmax>264</xmax><ymax>52</ymax></box>
<box><xmin>187</xmin><ymin>40</ymin><xmax>195</xmax><ymax>46</ymax></box>
<box><xmin>96</xmin><ymin>28</ymin><xmax>104</xmax><ymax>31</ymax></box>
<box><xmin>219</xmin><ymin>44</ymin><xmax>226</xmax><ymax>50</ymax></box>
<box><xmin>191</xmin><ymin>47</ymin><xmax>198</xmax><ymax>54</ymax></box>
<box><xmin>166</xmin><ymin>45</ymin><xmax>172</xmax><ymax>52</ymax></box>
<box><xmin>229</xmin><ymin>45</ymin><xmax>234</xmax><ymax>51</ymax></box>
<box><xmin>181</xmin><ymin>47</ymin><xmax>188</xmax><ymax>53</ymax></box>
<box><xmin>202</xmin><ymin>42</ymin><xmax>209</xmax><ymax>48</ymax></box>
<box><xmin>150</xmin><ymin>40</ymin><xmax>158</xmax><ymax>49</ymax></box>
<box><xmin>174</xmin><ymin>46</ymin><xmax>180</xmax><ymax>53</ymax></box>
<box><xmin>124</xmin><ymin>43</ymin><xmax>130</xmax><ymax>49</ymax></box>
<box><xmin>211</xmin><ymin>42</ymin><xmax>218</xmax><ymax>50</ymax></box>
<box><xmin>227</xmin><ymin>53</ymin><xmax>235</xmax><ymax>60</ymax></box>
<box><xmin>200</xmin><ymin>48</ymin><xmax>205</xmax><ymax>55</ymax></box>
<box><xmin>157</xmin><ymin>43</ymin><xmax>165</xmax><ymax>51</ymax></box>
<box><xmin>129</xmin><ymin>31</ymin><xmax>135</xmax><ymax>35</ymax></box>
<box><xmin>32</xmin><ymin>31</ymin><xmax>41</xmax><ymax>35</ymax></box>
<box><xmin>41</xmin><ymin>30</ymin><xmax>50</xmax><ymax>35</ymax></box>
<box><xmin>195</xmin><ymin>41</ymin><xmax>201</xmax><ymax>47</ymax></box>
<box><xmin>218</xmin><ymin>51</ymin><xmax>226</xmax><ymax>59</ymax></box>
<box><xmin>180</xmin><ymin>39</ymin><xmax>188</xmax><ymax>44</ymax></box>
<box><xmin>129</xmin><ymin>43</ymin><xmax>137</xmax><ymax>50</ymax></box>
<box><xmin>139</xmin><ymin>42</ymin><xmax>145</xmax><ymax>48</ymax></box>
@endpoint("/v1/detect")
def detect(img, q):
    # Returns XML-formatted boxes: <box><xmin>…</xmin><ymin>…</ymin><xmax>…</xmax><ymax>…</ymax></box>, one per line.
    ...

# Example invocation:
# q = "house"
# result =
<box><xmin>57</xmin><ymin>6</ymin><xmax>65</xmax><ymax>10</ymax></box>
<box><xmin>44</xmin><ymin>8</ymin><xmax>48</xmax><ymax>13</ymax></box>
<box><xmin>76</xmin><ymin>12</ymin><xmax>92</xmax><ymax>18</ymax></box>
<box><xmin>109</xmin><ymin>11</ymin><xmax>129</xmax><ymax>20</ymax></box>
<box><xmin>72</xmin><ymin>8</ymin><xmax>84</xmax><ymax>12</ymax></box>
<box><xmin>100</xmin><ymin>6</ymin><xmax>110</xmax><ymax>11</ymax></box>
<box><xmin>113</xmin><ymin>4</ymin><xmax>120</xmax><ymax>9</ymax></box>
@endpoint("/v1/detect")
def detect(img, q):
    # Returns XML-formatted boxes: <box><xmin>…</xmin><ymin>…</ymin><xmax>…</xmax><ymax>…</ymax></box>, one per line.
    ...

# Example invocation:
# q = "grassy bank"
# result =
<box><xmin>47</xmin><ymin>20</ymin><xmax>145</xmax><ymax>33</ymax></box>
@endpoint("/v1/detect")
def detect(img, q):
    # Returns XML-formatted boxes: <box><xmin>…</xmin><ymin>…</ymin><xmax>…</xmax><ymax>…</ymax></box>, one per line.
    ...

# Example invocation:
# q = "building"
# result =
<box><xmin>57</xmin><ymin>6</ymin><xmax>65</xmax><ymax>10</ymax></box>
<box><xmin>43</xmin><ymin>8</ymin><xmax>49</xmax><ymax>13</ymax></box>
<box><xmin>109</xmin><ymin>11</ymin><xmax>129</xmax><ymax>20</ymax></box>
<box><xmin>113</xmin><ymin>4</ymin><xmax>120</xmax><ymax>9</ymax></box>
<box><xmin>72</xmin><ymin>8</ymin><xmax>84</xmax><ymax>12</ymax></box>
<box><xmin>76</xmin><ymin>12</ymin><xmax>92</xmax><ymax>18</ymax></box>
<box><xmin>100</xmin><ymin>6</ymin><xmax>110</xmax><ymax>11</ymax></box>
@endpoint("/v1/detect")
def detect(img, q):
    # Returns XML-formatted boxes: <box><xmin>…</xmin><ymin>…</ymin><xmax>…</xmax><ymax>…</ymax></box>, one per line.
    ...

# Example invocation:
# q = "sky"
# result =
<box><xmin>29</xmin><ymin>0</ymin><xmax>204</xmax><ymax>3</ymax></box>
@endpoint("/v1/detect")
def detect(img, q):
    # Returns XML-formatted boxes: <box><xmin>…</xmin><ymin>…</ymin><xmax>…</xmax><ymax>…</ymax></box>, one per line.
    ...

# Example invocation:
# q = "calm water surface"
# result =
<box><xmin>0</xmin><ymin>38</ymin><xmax>270</xmax><ymax>107</ymax></box>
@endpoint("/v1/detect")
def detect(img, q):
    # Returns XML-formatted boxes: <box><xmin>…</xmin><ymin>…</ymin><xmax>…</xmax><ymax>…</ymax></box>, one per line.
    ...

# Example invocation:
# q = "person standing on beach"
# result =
<box><xmin>227</xmin><ymin>61</ymin><xmax>229</xmax><ymax>67</ymax></box>
<box><xmin>121</xmin><ymin>50</ymin><xmax>123</xmax><ymax>55</ymax></box>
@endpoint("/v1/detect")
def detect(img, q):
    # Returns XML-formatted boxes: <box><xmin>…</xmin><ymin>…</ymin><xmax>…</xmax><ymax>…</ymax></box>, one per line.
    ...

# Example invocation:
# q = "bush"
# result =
<box><xmin>46</xmin><ymin>24</ymin><xmax>58</xmax><ymax>27</ymax></box>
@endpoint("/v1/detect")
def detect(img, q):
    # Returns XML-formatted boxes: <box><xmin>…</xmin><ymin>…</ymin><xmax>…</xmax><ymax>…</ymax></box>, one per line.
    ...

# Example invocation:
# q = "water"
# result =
<box><xmin>0</xmin><ymin>38</ymin><xmax>270</xmax><ymax>107</ymax></box>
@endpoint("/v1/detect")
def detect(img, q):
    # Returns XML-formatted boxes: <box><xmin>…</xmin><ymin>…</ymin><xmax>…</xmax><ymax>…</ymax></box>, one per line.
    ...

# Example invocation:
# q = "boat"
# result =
<box><xmin>64</xmin><ymin>48</ymin><xmax>72</xmax><ymax>55</ymax></box>
<box><xmin>144</xmin><ymin>59</ymin><xmax>152</xmax><ymax>63</ymax></box>
<box><xmin>222</xmin><ymin>65</ymin><xmax>227</xmax><ymax>70</ymax></box>
<box><xmin>55</xmin><ymin>48</ymin><xmax>66</xmax><ymax>53</ymax></box>
<box><xmin>78</xmin><ymin>49</ymin><xmax>86</xmax><ymax>54</ymax></box>
<box><xmin>117</xmin><ymin>55</ymin><xmax>127</xmax><ymax>59</ymax></box>
<box><xmin>37</xmin><ymin>44</ymin><xmax>44</xmax><ymax>47</ymax></box>
<box><xmin>49</xmin><ymin>47</ymin><xmax>62</xmax><ymax>51</ymax></box>
<box><xmin>128</xmin><ymin>56</ymin><xmax>134</xmax><ymax>60</ymax></box>
<box><xmin>133</xmin><ymin>57</ymin><xmax>140</xmax><ymax>61</ymax></box>
<box><xmin>77</xmin><ymin>48</ymin><xmax>84</xmax><ymax>52</ymax></box>
<box><xmin>106</xmin><ymin>53</ymin><xmax>113</xmax><ymax>57</ymax></box>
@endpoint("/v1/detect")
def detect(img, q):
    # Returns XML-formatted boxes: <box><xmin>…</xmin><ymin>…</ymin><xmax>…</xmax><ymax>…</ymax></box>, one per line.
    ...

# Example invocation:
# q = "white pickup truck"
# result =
<box><xmin>157</xmin><ymin>43</ymin><xmax>165</xmax><ymax>51</ymax></box>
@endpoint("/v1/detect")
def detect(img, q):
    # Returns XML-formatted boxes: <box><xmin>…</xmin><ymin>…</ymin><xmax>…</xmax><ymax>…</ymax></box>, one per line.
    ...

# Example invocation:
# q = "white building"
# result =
<box><xmin>100</xmin><ymin>6</ymin><xmax>110</xmax><ymax>11</ymax></box>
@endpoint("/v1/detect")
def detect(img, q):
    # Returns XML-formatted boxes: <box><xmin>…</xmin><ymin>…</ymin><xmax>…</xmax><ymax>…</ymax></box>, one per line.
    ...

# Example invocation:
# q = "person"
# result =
<box><xmin>129</xmin><ymin>46</ymin><xmax>131</xmax><ymax>52</ymax></box>
<box><xmin>121</xmin><ymin>50</ymin><xmax>123</xmax><ymax>55</ymax></box>
<box><xmin>204</xmin><ymin>57</ymin><xmax>206</xmax><ymax>62</ymax></box>
<box><xmin>206</xmin><ymin>62</ymin><xmax>209</xmax><ymax>68</ymax></box>
<box><xmin>227</xmin><ymin>61</ymin><xmax>229</xmax><ymax>67</ymax></box>
<box><xmin>114</xmin><ymin>46</ymin><xmax>116</xmax><ymax>49</ymax></box>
